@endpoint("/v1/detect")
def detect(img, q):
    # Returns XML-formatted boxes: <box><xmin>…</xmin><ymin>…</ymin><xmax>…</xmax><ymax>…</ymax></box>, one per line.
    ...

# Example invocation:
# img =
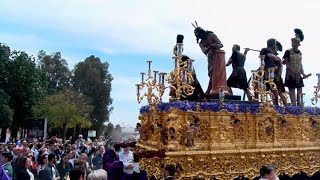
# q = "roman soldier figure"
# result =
<box><xmin>226</xmin><ymin>44</ymin><xmax>251</xmax><ymax>100</ymax></box>
<box><xmin>260</xmin><ymin>38</ymin><xmax>282</xmax><ymax>105</ymax></box>
<box><xmin>273</xmin><ymin>41</ymin><xmax>287</xmax><ymax>106</ymax></box>
<box><xmin>282</xmin><ymin>29</ymin><xmax>310</xmax><ymax>106</ymax></box>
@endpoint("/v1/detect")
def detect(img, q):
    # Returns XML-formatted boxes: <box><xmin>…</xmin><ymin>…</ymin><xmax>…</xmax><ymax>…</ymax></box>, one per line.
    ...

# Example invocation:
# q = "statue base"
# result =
<box><xmin>205</xmin><ymin>94</ymin><xmax>241</xmax><ymax>101</ymax></box>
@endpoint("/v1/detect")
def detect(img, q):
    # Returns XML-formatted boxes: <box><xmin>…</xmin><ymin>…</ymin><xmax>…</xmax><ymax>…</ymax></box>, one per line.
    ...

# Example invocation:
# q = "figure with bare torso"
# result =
<box><xmin>192</xmin><ymin>21</ymin><xmax>224</xmax><ymax>94</ymax></box>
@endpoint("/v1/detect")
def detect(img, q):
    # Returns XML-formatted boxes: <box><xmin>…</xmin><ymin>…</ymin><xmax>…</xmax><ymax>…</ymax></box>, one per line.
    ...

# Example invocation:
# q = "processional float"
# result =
<box><xmin>134</xmin><ymin>38</ymin><xmax>320</xmax><ymax>180</ymax></box>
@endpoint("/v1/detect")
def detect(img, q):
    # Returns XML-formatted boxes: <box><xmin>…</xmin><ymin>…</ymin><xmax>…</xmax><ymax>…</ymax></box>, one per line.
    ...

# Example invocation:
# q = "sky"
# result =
<box><xmin>1</xmin><ymin>0</ymin><xmax>320</xmax><ymax>128</ymax></box>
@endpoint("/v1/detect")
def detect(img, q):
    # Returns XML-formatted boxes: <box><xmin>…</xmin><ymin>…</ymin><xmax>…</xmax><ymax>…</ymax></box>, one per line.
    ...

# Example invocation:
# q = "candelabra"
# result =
<box><xmin>136</xmin><ymin>61</ymin><xmax>167</xmax><ymax>108</ymax></box>
<box><xmin>311</xmin><ymin>73</ymin><xmax>320</xmax><ymax>105</ymax></box>
<box><xmin>167</xmin><ymin>43</ymin><xmax>195</xmax><ymax>101</ymax></box>
<box><xmin>250</xmin><ymin>55</ymin><xmax>277</xmax><ymax>105</ymax></box>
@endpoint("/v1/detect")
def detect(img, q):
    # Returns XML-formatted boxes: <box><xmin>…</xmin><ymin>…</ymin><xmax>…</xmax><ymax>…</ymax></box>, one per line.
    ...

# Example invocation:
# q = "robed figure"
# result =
<box><xmin>103</xmin><ymin>143</ymin><xmax>124</xmax><ymax>180</ymax></box>
<box><xmin>192</xmin><ymin>21</ymin><xmax>231</xmax><ymax>95</ymax></box>
<box><xmin>169</xmin><ymin>34</ymin><xmax>205</xmax><ymax>101</ymax></box>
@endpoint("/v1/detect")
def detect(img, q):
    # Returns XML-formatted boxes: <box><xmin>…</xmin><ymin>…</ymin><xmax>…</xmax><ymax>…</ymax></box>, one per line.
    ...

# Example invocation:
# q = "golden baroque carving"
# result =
<box><xmin>137</xmin><ymin>108</ymin><xmax>320</xmax><ymax>179</ymax></box>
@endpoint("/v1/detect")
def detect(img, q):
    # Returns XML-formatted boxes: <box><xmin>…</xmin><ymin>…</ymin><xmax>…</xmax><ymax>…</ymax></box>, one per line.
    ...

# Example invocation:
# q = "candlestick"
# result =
<box><xmin>259</xmin><ymin>55</ymin><xmax>265</xmax><ymax>68</ymax></box>
<box><xmin>136</xmin><ymin>61</ymin><xmax>166</xmax><ymax>106</ymax></box>
<box><xmin>176</xmin><ymin>43</ymin><xmax>183</xmax><ymax>56</ymax></box>
<box><xmin>153</xmin><ymin>71</ymin><xmax>159</xmax><ymax>83</ymax></box>
<box><xmin>219</xmin><ymin>87</ymin><xmax>225</xmax><ymax>102</ymax></box>
<box><xmin>317</xmin><ymin>73</ymin><xmax>320</xmax><ymax>86</ymax></box>
<box><xmin>182</xmin><ymin>69</ymin><xmax>186</xmax><ymax>83</ymax></box>
<box><xmin>140</xmin><ymin>72</ymin><xmax>145</xmax><ymax>82</ymax></box>
<box><xmin>269</xmin><ymin>68</ymin><xmax>275</xmax><ymax>80</ymax></box>
<box><xmin>136</xmin><ymin>84</ymin><xmax>140</xmax><ymax>94</ymax></box>
<box><xmin>158</xmin><ymin>73</ymin><xmax>162</xmax><ymax>85</ymax></box>
<box><xmin>251</xmin><ymin>70</ymin><xmax>256</xmax><ymax>80</ymax></box>
<box><xmin>161</xmin><ymin>73</ymin><xmax>166</xmax><ymax>85</ymax></box>
<box><xmin>147</xmin><ymin>60</ymin><xmax>152</xmax><ymax>71</ymax></box>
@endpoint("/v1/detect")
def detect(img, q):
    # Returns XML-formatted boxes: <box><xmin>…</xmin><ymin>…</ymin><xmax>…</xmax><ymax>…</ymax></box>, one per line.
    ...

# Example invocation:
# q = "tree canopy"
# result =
<box><xmin>37</xmin><ymin>50</ymin><xmax>71</xmax><ymax>93</ymax></box>
<box><xmin>33</xmin><ymin>89</ymin><xmax>93</xmax><ymax>141</ymax></box>
<box><xmin>73</xmin><ymin>55</ymin><xmax>113</xmax><ymax>135</ymax></box>
<box><xmin>0</xmin><ymin>42</ymin><xmax>113</xmax><ymax>140</ymax></box>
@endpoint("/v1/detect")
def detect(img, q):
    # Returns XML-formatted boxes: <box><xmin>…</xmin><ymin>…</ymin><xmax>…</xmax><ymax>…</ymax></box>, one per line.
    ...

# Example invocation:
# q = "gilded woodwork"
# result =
<box><xmin>137</xmin><ymin>105</ymin><xmax>320</xmax><ymax>179</ymax></box>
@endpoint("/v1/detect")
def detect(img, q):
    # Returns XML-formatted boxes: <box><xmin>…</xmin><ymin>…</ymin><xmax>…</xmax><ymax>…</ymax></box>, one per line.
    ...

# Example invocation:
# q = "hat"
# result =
<box><xmin>291</xmin><ymin>28</ymin><xmax>304</xmax><ymax>46</ymax></box>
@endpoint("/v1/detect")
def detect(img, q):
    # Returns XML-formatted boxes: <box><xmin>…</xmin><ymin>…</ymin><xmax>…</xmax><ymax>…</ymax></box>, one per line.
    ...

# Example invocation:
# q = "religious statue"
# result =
<box><xmin>168</xmin><ymin>127</ymin><xmax>176</xmax><ymax>140</ymax></box>
<box><xmin>170</xmin><ymin>34</ymin><xmax>205</xmax><ymax>101</ymax></box>
<box><xmin>192</xmin><ymin>21</ymin><xmax>231</xmax><ymax>95</ymax></box>
<box><xmin>184</xmin><ymin>123</ymin><xmax>196</xmax><ymax>147</ymax></box>
<box><xmin>282</xmin><ymin>29</ymin><xmax>311</xmax><ymax>106</ymax></box>
<box><xmin>226</xmin><ymin>44</ymin><xmax>251</xmax><ymax>100</ymax></box>
<box><xmin>273</xmin><ymin>42</ymin><xmax>287</xmax><ymax>106</ymax></box>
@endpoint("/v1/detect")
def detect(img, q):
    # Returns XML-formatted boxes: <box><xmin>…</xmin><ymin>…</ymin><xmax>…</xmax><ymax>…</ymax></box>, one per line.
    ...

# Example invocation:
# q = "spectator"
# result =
<box><xmin>119</xmin><ymin>144</ymin><xmax>134</xmax><ymax>175</ymax></box>
<box><xmin>16</xmin><ymin>157</ymin><xmax>34</xmax><ymax>180</ymax></box>
<box><xmin>56</xmin><ymin>153</ymin><xmax>72</xmax><ymax>180</ymax></box>
<box><xmin>163</xmin><ymin>164</ymin><xmax>175</xmax><ymax>180</ymax></box>
<box><xmin>68</xmin><ymin>167</ymin><xmax>86</xmax><ymax>180</ymax></box>
<box><xmin>1</xmin><ymin>152</ymin><xmax>13</xmax><ymax>178</ymax></box>
<box><xmin>87</xmin><ymin>169</ymin><xmax>108</xmax><ymax>180</ymax></box>
<box><xmin>259</xmin><ymin>165</ymin><xmax>277</xmax><ymax>180</ymax></box>
<box><xmin>92</xmin><ymin>145</ymin><xmax>104</xmax><ymax>170</ymax></box>
<box><xmin>37</xmin><ymin>154</ymin><xmax>49</xmax><ymax>176</ymax></box>
<box><xmin>39</xmin><ymin>154</ymin><xmax>60</xmax><ymax>180</ymax></box>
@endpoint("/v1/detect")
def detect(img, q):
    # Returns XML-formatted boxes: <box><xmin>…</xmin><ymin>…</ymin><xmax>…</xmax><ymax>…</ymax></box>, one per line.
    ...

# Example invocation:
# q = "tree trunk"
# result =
<box><xmin>63</xmin><ymin>122</ymin><xmax>67</xmax><ymax>142</ymax></box>
<box><xmin>73</xmin><ymin>127</ymin><xmax>76</xmax><ymax>138</ymax></box>
<box><xmin>0</xmin><ymin>127</ymin><xmax>7</xmax><ymax>142</ymax></box>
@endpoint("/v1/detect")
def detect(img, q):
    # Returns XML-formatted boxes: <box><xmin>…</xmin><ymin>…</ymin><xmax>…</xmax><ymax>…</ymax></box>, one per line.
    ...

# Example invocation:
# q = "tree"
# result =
<box><xmin>37</xmin><ymin>50</ymin><xmax>71</xmax><ymax>93</ymax></box>
<box><xmin>0</xmin><ymin>43</ymin><xmax>13</xmax><ymax>133</ymax></box>
<box><xmin>0</xmin><ymin>43</ymin><xmax>48</xmax><ymax>139</ymax></box>
<box><xmin>104</xmin><ymin>122</ymin><xmax>114</xmax><ymax>136</ymax></box>
<box><xmin>73</xmin><ymin>56</ymin><xmax>113</xmax><ymax>136</ymax></box>
<box><xmin>115</xmin><ymin>124</ymin><xmax>122</xmax><ymax>132</ymax></box>
<box><xmin>33</xmin><ymin>89</ymin><xmax>93</xmax><ymax>141</ymax></box>
<box><xmin>0</xmin><ymin>90</ymin><xmax>13</xmax><ymax>127</ymax></box>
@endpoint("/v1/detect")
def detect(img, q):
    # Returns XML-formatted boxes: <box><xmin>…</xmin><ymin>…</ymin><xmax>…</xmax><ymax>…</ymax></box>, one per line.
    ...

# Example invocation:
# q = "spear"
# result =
<box><xmin>244</xmin><ymin>48</ymin><xmax>261</xmax><ymax>52</ymax></box>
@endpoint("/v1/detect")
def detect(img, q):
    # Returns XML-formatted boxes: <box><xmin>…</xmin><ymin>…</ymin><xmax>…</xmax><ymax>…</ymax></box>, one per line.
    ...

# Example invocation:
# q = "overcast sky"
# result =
<box><xmin>1</xmin><ymin>0</ymin><xmax>320</xmax><ymax>127</ymax></box>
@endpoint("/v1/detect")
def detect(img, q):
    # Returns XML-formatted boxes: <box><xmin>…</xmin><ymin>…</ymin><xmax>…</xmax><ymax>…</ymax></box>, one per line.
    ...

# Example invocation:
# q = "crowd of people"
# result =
<box><xmin>3</xmin><ymin>134</ymin><xmax>319</xmax><ymax>180</ymax></box>
<box><xmin>1</xmin><ymin>134</ymin><xmax>152</xmax><ymax>180</ymax></box>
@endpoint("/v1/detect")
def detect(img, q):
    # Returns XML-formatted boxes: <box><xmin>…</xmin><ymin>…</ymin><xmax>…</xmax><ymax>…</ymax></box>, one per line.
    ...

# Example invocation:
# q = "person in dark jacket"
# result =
<box><xmin>103</xmin><ymin>142</ymin><xmax>124</xmax><ymax>180</ymax></box>
<box><xmin>16</xmin><ymin>157</ymin><xmax>34</xmax><ymax>180</ymax></box>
